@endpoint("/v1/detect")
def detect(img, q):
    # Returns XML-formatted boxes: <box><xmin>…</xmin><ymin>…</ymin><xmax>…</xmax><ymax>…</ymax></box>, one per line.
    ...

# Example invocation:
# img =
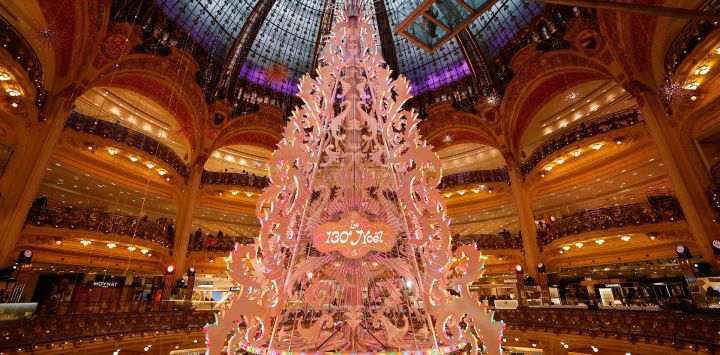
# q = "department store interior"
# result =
<box><xmin>1</xmin><ymin>0</ymin><xmax>720</xmax><ymax>354</ymax></box>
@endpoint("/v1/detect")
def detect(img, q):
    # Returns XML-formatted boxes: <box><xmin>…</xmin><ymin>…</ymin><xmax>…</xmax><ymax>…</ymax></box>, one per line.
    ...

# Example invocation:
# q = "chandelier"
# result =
<box><xmin>205</xmin><ymin>2</ymin><xmax>504</xmax><ymax>353</ymax></box>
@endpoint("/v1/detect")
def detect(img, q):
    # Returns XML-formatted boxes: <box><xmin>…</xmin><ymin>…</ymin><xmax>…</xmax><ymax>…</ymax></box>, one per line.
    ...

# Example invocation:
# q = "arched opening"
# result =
<box><xmin>73</xmin><ymin>87</ymin><xmax>192</xmax><ymax>162</ymax></box>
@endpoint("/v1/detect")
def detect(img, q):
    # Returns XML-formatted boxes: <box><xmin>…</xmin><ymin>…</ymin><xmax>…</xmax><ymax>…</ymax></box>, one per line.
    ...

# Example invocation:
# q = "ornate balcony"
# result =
<box><xmin>25</xmin><ymin>204</ymin><xmax>171</xmax><ymax>248</ymax></box>
<box><xmin>66</xmin><ymin>112</ymin><xmax>190</xmax><ymax>177</ymax></box>
<box><xmin>520</xmin><ymin>107</ymin><xmax>643</xmax><ymax>176</ymax></box>
<box><xmin>200</xmin><ymin>170</ymin><xmax>269</xmax><ymax>189</ymax></box>
<box><xmin>663</xmin><ymin>0</ymin><xmax>720</xmax><ymax>79</ymax></box>
<box><xmin>537</xmin><ymin>197</ymin><xmax>684</xmax><ymax>246</ymax></box>
<box><xmin>453</xmin><ymin>233</ymin><xmax>522</xmax><ymax>250</ymax></box>
<box><xmin>188</xmin><ymin>232</ymin><xmax>254</xmax><ymax>252</ymax></box>
<box><xmin>0</xmin><ymin>308</ymin><xmax>213</xmax><ymax>351</ymax></box>
<box><xmin>496</xmin><ymin>308</ymin><xmax>720</xmax><ymax>351</ymax></box>
<box><xmin>439</xmin><ymin>167</ymin><xmax>509</xmax><ymax>189</ymax></box>
<box><xmin>0</xmin><ymin>14</ymin><xmax>48</xmax><ymax>110</ymax></box>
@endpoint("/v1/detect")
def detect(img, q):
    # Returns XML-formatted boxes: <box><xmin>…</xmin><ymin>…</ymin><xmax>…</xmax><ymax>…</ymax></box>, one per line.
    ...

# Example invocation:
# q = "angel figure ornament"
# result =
<box><xmin>204</xmin><ymin>1</ymin><xmax>504</xmax><ymax>353</ymax></box>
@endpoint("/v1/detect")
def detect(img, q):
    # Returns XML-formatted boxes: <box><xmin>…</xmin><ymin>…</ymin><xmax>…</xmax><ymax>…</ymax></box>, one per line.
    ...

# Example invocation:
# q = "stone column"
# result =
<box><xmin>0</xmin><ymin>96</ymin><xmax>72</xmax><ymax>263</ymax></box>
<box><xmin>170</xmin><ymin>162</ymin><xmax>204</xmax><ymax>275</ymax></box>
<box><xmin>636</xmin><ymin>91</ymin><xmax>720</xmax><ymax>272</ymax></box>
<box><xmin>508</xmin><ymin>167</ymin><xmax>541</xmax><ymax>280</ymax></box>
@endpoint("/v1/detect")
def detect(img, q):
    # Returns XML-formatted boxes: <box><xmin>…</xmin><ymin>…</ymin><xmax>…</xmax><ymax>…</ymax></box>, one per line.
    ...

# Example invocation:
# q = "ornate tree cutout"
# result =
<box><xmin>205</xmin><ymin>2</ymin><xmax>504</xmax><ymax>353</ymax></box>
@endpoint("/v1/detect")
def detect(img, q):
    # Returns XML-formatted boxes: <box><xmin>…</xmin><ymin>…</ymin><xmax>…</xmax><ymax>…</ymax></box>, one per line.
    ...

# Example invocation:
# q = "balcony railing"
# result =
<box><xmin>439</xmin><ymin>167</ymin><xmax>509</xmax><ymax>189</ymax></box>
<box><xmin>0</xmin><ymin>309</ymin><xmax>213</xmax><ymax>351</ymax></box>
<box><xmin>496</xmin><ymin>308</ymin><xmax>720</xmax><ymax>350</ymax></box>
<box><xmin>537</xmin><ymin>198</ymin><xmax>684</xmax><ymax>246</ymax></box>
<box><xmin>521</xmin><ymin>107</ymin><xmax>643</xmax><ymax>176</ymax></box>
<box><xmin>66</xmin><ymin>112</ymin><xmax>190</xmax><ymax>177</ymax></box>
<box><xmin>0</xmin><ymin>14</ymin><xmax>48</xmax><ymax>110</ymax></box>
<box><xmin>453</xmin><ymin>233</ymin><xmax>522</xmax><ymax>250</ymax></box>
<box><xmin>663</xmin><ymin>0</ymin><xmax>720</xmax><ymax>79</ymax></box>
<box><xmin>26</xmin><ymin>204</ymin><xmax>171</xmax><ymax>248</ymax></box>
<box><xmin>200</xmin><ymin>170</ymin><xmax>269</xmax><ymax>189</ymax></box>
<box><xmin>188</xmin><ymin>232</ymin><xmax>254</xmax><ymax>252</ymax></box>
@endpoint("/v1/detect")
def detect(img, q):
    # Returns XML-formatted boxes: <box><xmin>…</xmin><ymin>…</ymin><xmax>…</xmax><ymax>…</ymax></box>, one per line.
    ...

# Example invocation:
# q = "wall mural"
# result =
<box><xmin>204</xmin><ymin>2</ymin><xmax>504</xmax><ymax>353</ymax></box>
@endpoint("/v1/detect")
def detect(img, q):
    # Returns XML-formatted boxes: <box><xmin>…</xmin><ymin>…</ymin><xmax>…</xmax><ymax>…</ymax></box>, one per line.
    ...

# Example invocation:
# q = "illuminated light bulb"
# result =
<box><xmin>245</xmin><ymin>192</ymin><xmax>253</xmax><ymax>197</ymax></box>
<box><xmin>107</xmin><ymin>148</ymin><xmax>118</xmax><ymax>155</ymax></box>
<box><xmin>562</xmin><ymin>245</ymin><xmax>571</xmax><ymax>251</ymax></box>
<box><xmin>127</xmin><ymin>246</ymin><xmax>137</xmax><ymax>251</ymax></box>
<box><xmin>555</xmin><ymin>158</ymin><xmax>565</xmax><ymax>165</ymax></box>
<box><xmin>457</xmin><ymin>190</ymin><xmax>465</xmax><ymax>196</ymax></box>
<box><xmin>563</xmin><ymin>344</ymin><xmax>569</xmax><ymax>349</ymax></box>
<box><xmin>699</xmin><ymin>66</ymin><xmax>711</xmax><ymax>75</ymax></box>
<box><xmin>0</xmin><ymin>71</ymin><xmax>12</xmax><ymax>81</ymax></box>
<box><xmin>595</xmin><ymin>239</ymin><xmax>605</xmax><ymax>245</ymax></box>
<box><xmin>591</xmin><ymin>143</ymin><xmax>603</xmax><ymax>150</ymax></box>
<box><xmin>621</xmin><ymin>235</ymin><xmax>631</xmax><ymax>241</ymax></box>
<box><xmin>6</xmin><ymin>88</ymin><xmax>21</xmax><ymax>97</ymax></box>
<box><xmin>230</xmin><ymin>190</ymin><xmax>239</xmax><ymax>196</ymax></box>
<box><xmin>443</xmin><ymin>193</ymin><xmax>452</xmax><ymax>198</ymax></box>
<box><xmin>157</xmin><ymin>169</ymin><xmax>167</xmax><ymax>176</ymax></box>
<box><xmin>307</xmin><ymin>272</ymin><xmax>313</xmax><ymax>279</ymax></box>
<box><xmin>80</xmin><ymin>240</ymin><xmax>91</xmax><ymax>246</ymax></box>
<box><xmin>145</xmin><ymin>162</ymin><xmax>155</xmax><ymax>169</ymax></box>
<box><xmin>544</xmin><ymin>165</ymin><xmax>553</xmax><ymax>171</ymax></box>
<box><xmin>649</xmin><ymin>236</ymin><xmax>656</xmax><ymax>240</ymax></box>
<box><xmin>472</xmin><ymin>188</ymin><xmax>480</xmax><ymax>193</ymax></box>
<box><xmin>405</xmin><ymin>279</ymin><xmax>413</xmax><ymax>288</ymax></box>
<box><xmin>691</xmin><ymin>95</ymin><xmax>698</xmax><ymax>101</ymax></box>
<box><xmin>106</xmin><ymin>243</ymin><xmax>116</xmax><ymax>249</ymax></box>
<box><xmin>55</xmin><ymin>239</ymin><xmax>63</xmax><ymax>245</ymax></box>
<box><xmin>572</xmin><ymin>150</ymin><xmax>581</xmax><ymax>157</ymax></box>
<box><xmin>10</xmin><ymin>102</ymin><xmax>18</xmax><ymax>108</ymax></box>
<box><xmin>129</xmin><ymin>156</ymin><xmax>138</xmax><ymax>162</ymax></box>
<box><xmin>575</xmin><ymin>242</ymin><xmax>583</xmax><ymax>248</ymax></box>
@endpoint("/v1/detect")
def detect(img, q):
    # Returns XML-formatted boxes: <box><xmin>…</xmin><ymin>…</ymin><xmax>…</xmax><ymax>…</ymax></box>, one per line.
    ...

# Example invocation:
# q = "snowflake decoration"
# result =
<box><xmin>564</xmin><ymin>89</ymin><xmax>581</xmax><ymax>105</ymax></box>
<box><xmin>29</xmin><ymin>25</ymin><xmax>58</xmax><ymax>50</ymax></box>
<box><xmin>656</xmin><ymin>79</ymin><xmax>693</xmax><ymax>107</ymax></box>
<box><xmin>442</xmin><ymin>134</ymin><xmax>453</xmax><ymax>143</ymax></box>
<box><xmin>486</xmin><ymin>94</ymin><xmax>501</xmax><ymax>107</ymax></box>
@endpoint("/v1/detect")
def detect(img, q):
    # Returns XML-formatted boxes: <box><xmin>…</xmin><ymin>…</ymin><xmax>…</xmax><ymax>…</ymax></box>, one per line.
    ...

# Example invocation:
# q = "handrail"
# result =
<box><xmin>538</xmin><ymin>198</ymin><xmax>683</xmax><ymax>246</ymax></box>
<box><xmin>0</xmin><ymin>309</ymin><xmax>213</xmax><ymax>351</ymax></box>
<box><xmin>453</xmin><ymin>233</ymin><xmax>522</xmax><ymax>249</ymax></box>
<box><xmin>25</xmin><ymin>204</ymin><xmax>171</xmax><ymax>248</ymax></box>
<box><xmin>495</xmin><ymin>308</ymin><xmax>720</xmax><ymax>349</ymax></box>
<box><xmin>439</xmin><ymin>167</ymin><xmax>509</xmax><ymax>189</ymax></box>
<box><xmin>521</xmin><ymin>107</ymin><xmax>642</xmax><ymax>176</ymax></box>
<box><xmin>200</xmin><ymin>170</ymin><xmax>269</xmax><ymax>189</ymax></box>
<box><xmin>0</xmin><ymin>14</ymin><xmax>48</xmax><ymax>110</ymax></box>
<box><xmin>188</xmin><ymin>232</ymin><xmax>254</xmax><ymax>252</ymax></box>
<box><xmin>66</xmin><ymin>112</ymin><xmax>190</xmax><ymax>178</ymax></box>
<box><xmin>663</xmin><ymin>0</ymin><xmax>720</xmax><ymax>79</ymax></box>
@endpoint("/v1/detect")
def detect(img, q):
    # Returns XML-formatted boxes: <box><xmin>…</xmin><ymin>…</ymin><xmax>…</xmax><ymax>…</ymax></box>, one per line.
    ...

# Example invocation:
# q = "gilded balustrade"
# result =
<box><xmin>25</xmin><ymin>204</ymin><xmax>171</xmax><ymax>248</ymax></box>
<box><xmin>537</xmin><ymin>198</ymin><xmax>684</xmax><ymax>246</ymax></box>
<box><xmin>496</xmin><ymin>308</ymin><xmax>720</xmax><ymax>350</ymax></box>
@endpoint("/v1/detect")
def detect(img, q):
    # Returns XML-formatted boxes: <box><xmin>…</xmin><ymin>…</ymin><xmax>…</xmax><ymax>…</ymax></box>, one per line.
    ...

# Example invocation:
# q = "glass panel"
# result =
<box><xmin>463</xmin><ymin>0</ymin><xmax>492</xmax><ymax>10</ymax></box>
<box><xmin>407</xmin><ymin>15</ymin><xmax>448</xmax><ymax>48</ymax></box>
<box><xmin>428</xmin><ymin>0</ymin><xmax>471</xmax><ymax>28</ymax></box>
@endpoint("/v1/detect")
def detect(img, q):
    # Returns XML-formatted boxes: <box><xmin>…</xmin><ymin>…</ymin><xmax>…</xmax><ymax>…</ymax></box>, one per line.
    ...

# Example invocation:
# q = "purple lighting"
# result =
<box><xmin>411</xmin><ymin>60</ymin><xmax>471</xmax><ymax>95</ymax></box>
<box><xmin>239</xmin><ymin>63</ymin><xmax>299</xmax><ymax>96</ymax></box>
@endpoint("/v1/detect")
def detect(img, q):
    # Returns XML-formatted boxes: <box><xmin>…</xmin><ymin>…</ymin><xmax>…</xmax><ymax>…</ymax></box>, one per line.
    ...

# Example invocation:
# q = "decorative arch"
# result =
<box><xmin>91</xmin><ymin>51</ymin><xmax>208</xmax><ymax>150</ymax></box>
<box><xmin>209</xmin><ymin>107</ymin><xmax>285</xmax><ymax>153</ymax></box>
<box><xmin>501</xmin><ymin>48</ymin><xmax>617</xmax><ymax>150</ymax></box>
<box><xmin>420</xmin><ymin>104</ymin><xmax>500</xmax><ymax>151</ymax></box>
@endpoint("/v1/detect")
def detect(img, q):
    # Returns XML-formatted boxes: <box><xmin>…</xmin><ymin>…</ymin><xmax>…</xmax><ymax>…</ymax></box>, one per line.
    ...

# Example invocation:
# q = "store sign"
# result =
<box><xmin>312</xmin><ymin>211</ymin><xmax>396</xmax><ymax>259</ymax></box>
<box><xmin>602</xmin><ymin>283</ymin><xmax>634</xmax><ymax>288</ymax></box>
<box><xmin>93</xmin><ymin>281</ymin><xmax>119</xmax><ymax>288</ymax></box>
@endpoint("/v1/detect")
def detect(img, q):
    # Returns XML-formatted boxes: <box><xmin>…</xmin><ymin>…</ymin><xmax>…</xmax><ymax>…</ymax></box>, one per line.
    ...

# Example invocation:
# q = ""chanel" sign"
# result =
<box><xmin>312</xmin><ymin>211</ymin><xmax>396</xmax><ymax>258</ymax></box>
